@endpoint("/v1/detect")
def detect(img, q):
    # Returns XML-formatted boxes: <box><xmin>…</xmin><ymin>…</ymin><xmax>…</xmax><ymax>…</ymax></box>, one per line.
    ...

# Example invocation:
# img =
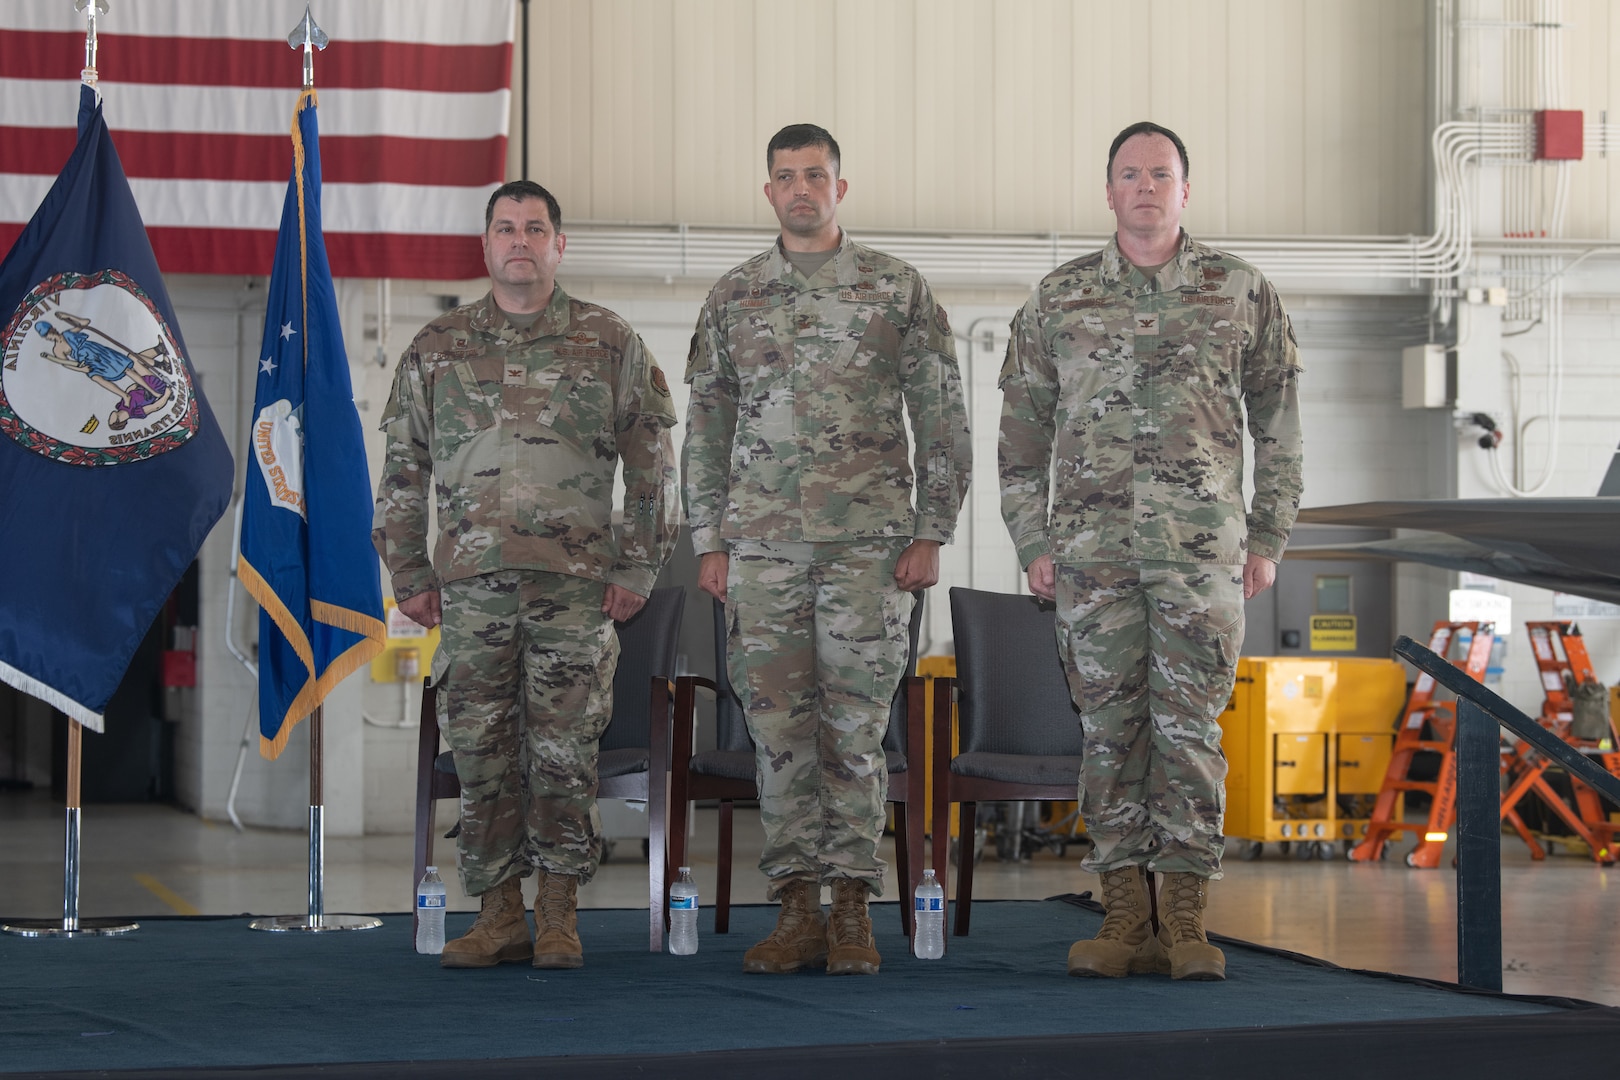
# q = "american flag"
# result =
<box><xmin>0</xmin><ymin>1</ymin><xmax>514</xmax><ymax>280</ymax></box>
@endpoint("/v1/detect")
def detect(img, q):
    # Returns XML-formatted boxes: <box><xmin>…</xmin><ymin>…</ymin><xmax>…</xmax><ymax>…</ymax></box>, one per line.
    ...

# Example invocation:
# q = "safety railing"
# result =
<box><xmin>1393</xmin><ymin>634</ymin><xmax>1620</xmax><ymax>991</ymax></box>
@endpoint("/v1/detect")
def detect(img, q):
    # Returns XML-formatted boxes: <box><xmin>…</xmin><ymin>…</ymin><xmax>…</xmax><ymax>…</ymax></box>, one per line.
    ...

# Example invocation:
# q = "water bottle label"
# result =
<box><xmin>418</xmin><ymin>893</ymin><xmax>445</xmax><ymax>909</ymax></box>
<box><xmin>914</xmin><ymin>896</ymin><xmax>944</xmax><ymax>911</ymax></box>
<box><xmin>669</xmin><ymin>896</ymin><xmax>698</xmax><ymax>910</ymax></box>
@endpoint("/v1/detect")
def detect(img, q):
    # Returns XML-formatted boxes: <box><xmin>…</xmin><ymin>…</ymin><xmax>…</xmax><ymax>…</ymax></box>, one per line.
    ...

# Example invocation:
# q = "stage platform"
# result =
<box><xmin>3</xmin><ymin>896</ymin><xmax>1616</xmax><ymax>1079</ymax></box>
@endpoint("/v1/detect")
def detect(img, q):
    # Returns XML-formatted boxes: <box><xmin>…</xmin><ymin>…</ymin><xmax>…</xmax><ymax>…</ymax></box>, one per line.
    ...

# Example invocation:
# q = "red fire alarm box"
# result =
<box><xmin>1535</xmin><ymin>110</ymin><xmax>1583</xmax><ymax>160</ymax></box>
<box><xmin>161</xmin><ymin>649</ymin><xmax>197</xmax><ymax>688</ymax></box>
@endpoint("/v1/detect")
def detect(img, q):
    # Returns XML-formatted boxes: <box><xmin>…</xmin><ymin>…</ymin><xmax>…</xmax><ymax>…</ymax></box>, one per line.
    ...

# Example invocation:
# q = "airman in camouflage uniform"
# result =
<box><xmin>683</xmin><ymin>124</ymin><xmax>970</xmax><ymax>976</ymax></box>
<box><xmin>998</xmin><ymin>123</ymin><xmax>1302</xmax><ymax>981</ymax></box>
<box><xmin>374</xmin><ymin>181</ymin><xmax>677</xmax><ymax>969</ymax></box>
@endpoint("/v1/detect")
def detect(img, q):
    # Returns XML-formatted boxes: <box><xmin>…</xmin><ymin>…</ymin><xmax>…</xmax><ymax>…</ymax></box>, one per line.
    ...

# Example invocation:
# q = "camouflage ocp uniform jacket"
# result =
<box><xmin>373</xmin><ymin>287</ymin><xmax>678</xmax><ymax>602</ymax></box>
<box><xmin>998</xmin><ymin>230</ymin><xmax>1303</xmax><ymax>569</ymax></box>
<box><xmin>682</xmin><ymin>232</ymin><xmax>971</xmax><ymax>553</ymax></box>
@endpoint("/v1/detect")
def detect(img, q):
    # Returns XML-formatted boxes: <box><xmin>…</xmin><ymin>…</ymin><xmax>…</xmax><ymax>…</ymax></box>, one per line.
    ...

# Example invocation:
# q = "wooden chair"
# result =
<box><xmin>667</xmin><ymin>594</ymin><xmax>928</xmax><ymax>936</ymax></box>
<box><xmin>412</xmin><ymin>586</ymin><xmax>686</xmax><ymax>952</ymax></box>
<box><xmin>932</xmin><ymin>586</ymin><xmax>1085</xmax><ymax>937</ymax></box>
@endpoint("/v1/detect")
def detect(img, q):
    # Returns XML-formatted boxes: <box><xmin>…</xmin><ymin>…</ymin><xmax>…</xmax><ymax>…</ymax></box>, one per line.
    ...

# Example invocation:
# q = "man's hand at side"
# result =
<box><xmin>1243</xmin><ymin>553</ymin><xmax>1278</xmax><ymax>600</ymax></box>
<box><xmin>893</xmin><ymin>539</ymin><xmax>941</xmax><ymax>591</ymax></box>
<box><xmin>398</xmin><ymin>589</ymin><xmax>441</xmax><ymax>629</ymax></box>
<box><xmin>1026</xmin><ymin>554</ymin><xmax>1056</xmax><ymax>602</ymax></box>
<box><xmin>698</xmin><ymin>551</ymin><xmax>730</xmax><ymax>603</ymax></box>
<box><xmin>602</xmin><ymin>583</ymin><xmax>649</xmax><ymax>623</ymax></box>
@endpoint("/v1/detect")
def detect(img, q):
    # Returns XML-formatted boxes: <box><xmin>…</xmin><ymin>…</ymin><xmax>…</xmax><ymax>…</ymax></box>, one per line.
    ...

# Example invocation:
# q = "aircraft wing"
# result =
<box><xmin>1290</xmin><ymin>499</ymin><xmax>1620</xmax><ymax>606</ymax></box>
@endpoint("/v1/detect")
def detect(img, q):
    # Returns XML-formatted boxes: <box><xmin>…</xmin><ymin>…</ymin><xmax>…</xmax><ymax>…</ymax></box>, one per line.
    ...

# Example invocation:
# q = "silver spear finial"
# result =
<box><xmin>75</xmin><ymin>0</ymin><xmax>110</xmax><ymax>87</ymax></box>
<box><xmin>287</xmin><ymin>6</ymin><xmax>330</xmax><ymax>90</ymax></box>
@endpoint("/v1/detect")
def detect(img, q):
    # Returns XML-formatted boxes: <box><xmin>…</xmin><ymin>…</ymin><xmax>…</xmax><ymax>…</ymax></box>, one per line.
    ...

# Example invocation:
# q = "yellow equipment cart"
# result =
<box><xmin>1220</xmin><ymin>657</ymin><xmax>1407</xmax><ymax>860</ymax></box>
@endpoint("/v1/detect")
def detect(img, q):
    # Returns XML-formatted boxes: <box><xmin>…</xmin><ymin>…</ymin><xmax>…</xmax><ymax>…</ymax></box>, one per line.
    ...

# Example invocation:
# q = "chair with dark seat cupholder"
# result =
<box><xmin>932</xmin><ymin>586</ymin><xmax>1085</xmax><ymax>937</ymax></box>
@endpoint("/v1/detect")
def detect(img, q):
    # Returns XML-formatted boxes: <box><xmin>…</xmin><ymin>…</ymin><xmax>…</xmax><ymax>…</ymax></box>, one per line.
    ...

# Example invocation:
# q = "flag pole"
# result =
<box><xmin>2</xmin><ymin>720</ymin><xmax>140</xmax><ymax>937</ymax></box>
<box><xmin>248</xmin><ymin>7</ymin><xmax>377</xmax><ymax>933</ymax></box>
<box><xmin>0</xmin><ymin>0</ymin><xmax>140</xmax><ymax>944</ymax></box>
<box><xmin>308</xmin><ymin>704</ymin><xmax>324</xmax><ymax>916</ymax></box>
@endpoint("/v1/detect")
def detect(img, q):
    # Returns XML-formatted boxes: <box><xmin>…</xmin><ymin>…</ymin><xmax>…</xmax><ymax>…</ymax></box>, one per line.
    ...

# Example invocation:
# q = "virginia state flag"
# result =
<box><xmin>238</xmin><ymin>90</ymin><xmax>384</xmax><ymax>760</ymax></box>
<box><xmin>0</xmin><ymin>84</ymin><xmax>233</xmax><ymax>731</ymax></box>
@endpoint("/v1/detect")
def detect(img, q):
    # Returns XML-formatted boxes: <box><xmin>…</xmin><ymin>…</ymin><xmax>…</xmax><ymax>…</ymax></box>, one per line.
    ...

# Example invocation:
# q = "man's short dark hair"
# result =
<box><xmin>767</xmin><ymin>124</ymin><xmax>841</xmax><ymax>176</ymax></box>
<box><xmin>1106</xmin><ymin>122</ymin><xmax>1190</xmax><ymax>182</ymax></box>
<box><xmin>484</xmin><ymin>180</ymin><xmax>562</xmax><ymax>232</ymax></box>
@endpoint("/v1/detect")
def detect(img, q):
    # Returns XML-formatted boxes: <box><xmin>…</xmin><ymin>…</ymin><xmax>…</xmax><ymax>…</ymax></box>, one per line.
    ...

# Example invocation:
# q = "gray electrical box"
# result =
<box><xmin>1401</xmin><ymin>343</ymin><xmax>1456</xmax><ymax>409</ymax></box>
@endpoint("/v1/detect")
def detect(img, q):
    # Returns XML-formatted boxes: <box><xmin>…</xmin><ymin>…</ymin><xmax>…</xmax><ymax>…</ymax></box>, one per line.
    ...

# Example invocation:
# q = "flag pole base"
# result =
<box><xmin>247</xmin><ymin>914</ymin><xmax>382</xmax><ymax>933</ymax></box>
<box><xmin>3</xmin><ymin>729</ymin><xmax>140</xmax><ymax>937</ymax></box>
<box><xmin>2</xmin><ymin>918</ymin><xmax>139</xmax><ymax>938</ymax></box>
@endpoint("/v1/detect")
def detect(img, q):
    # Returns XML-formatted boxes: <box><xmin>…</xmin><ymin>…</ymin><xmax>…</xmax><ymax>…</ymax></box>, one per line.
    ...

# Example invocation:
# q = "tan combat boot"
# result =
<box><xmin>440</xmin><ymin>876</ymin><xmax>533</xmax><ymax>969</ymax></box>
<box><xmin>1157</xmin><ymin>871</ymin><xmax>1226</xmax><ymax>980</ymax></box>
<box><xmin>743</xmin><ymin>879</ymin><xmax>828</xmax><ymax>974</ymax></box>
<box><xmin>532</xmin><ymin>869</ymin><xmax>584</xmax><ymax>970</ymax></box>
<box><xmin>825</xmin><ymin>878</ymin><xmax>881</xmax><ymax>976</ymax></box>
<box><xmin>1066</xmin><ymin>865</ymin><xmax>1165</xmax><ymax>978</ymax></box>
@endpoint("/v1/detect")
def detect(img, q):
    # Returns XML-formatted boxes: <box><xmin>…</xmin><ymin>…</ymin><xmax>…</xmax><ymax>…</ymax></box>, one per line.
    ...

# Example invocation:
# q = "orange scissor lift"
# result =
<box><xmin>1349</xmin><ymin>621</ymin><xmax>1493</xmax><ymax>868</ymax></box>
<box><xmin>1497</xmin><ymin>622</ymin><xmax>1619</xmax><ymax>864</ymax></box>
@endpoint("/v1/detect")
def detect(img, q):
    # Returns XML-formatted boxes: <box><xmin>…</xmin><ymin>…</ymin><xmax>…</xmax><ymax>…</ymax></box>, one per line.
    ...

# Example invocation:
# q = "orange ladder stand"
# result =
<box><xmin>1497</xmin><ymin>622</ymin><xmax>1618</xmax><ymax>864</ymax></box>
<box><xmin>1349</xmin><ymin>621</ymin><xmax>1493</xmax><ymax>868</ymax></box>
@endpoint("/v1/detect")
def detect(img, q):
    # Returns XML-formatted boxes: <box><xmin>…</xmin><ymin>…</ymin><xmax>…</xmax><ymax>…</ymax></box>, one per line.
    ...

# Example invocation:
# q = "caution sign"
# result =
<box><xmin>1310</xmin><ymin>615</ymin><xmax>1357</xmax><ymax>652</ymax></box>
<box><xmin>368</xmin><ymin>598</ymin><xmax>440</xmax><ymax>683</ymax></box>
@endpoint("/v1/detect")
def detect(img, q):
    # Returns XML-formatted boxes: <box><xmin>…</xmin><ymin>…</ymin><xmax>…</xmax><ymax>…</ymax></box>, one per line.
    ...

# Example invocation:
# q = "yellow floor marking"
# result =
<box><xmin>134</xmin><ymin>873</ymin><xmax>199</xmax><ymax>916</ymax></box>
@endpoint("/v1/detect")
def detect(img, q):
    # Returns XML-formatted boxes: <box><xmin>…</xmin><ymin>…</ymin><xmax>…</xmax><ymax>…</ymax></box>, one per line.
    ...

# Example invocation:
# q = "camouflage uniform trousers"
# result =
<box><xmin>725</xmin><ymin>538</ymin><xmax>912</xmax><ymax>899</ymax></box>
<box><xmin>1053</xmin><ymin>561</ymin><xmax>1244</xmax><ymax>880</ymax></box>
<box><xmin>435</xmin><ymin>569</ymin><xmax>618</xmax><ymax>896</ymax></box>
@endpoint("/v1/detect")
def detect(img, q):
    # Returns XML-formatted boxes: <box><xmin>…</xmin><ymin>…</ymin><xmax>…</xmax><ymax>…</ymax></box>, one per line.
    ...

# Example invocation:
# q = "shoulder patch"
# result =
<box><xmin>650</xmin><ymin>363</ymin><xmax>671</xmax><ymax>398</ymax></box>
<box><xmin>935</xmin><ymin>304</ymin><xmax>950</xmax><ymax>334</ymax></box>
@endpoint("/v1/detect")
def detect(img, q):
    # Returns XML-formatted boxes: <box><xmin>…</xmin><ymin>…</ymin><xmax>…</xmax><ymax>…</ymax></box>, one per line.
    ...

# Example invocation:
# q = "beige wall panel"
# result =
<box><xmin>1600</xmin><ymin>0</ymin><xmax>1619</xmax><ymax>239</ymax></box>
<box><xmin>1145</xmin><ymin>1</ymin><xmax>1233</xmax><ymax>236</ymax></box>
<box><xmin>512</xmin><ymin>0</ymin><xmax>1434</xmax><ymax>238</ymax></box>
<box><xmin>525</xmin><ymin>0</ymin><xmax>598</xmax><ymax>220</ymax></box>
<box><xmin>1562</xmin><ymin>0</ymin><xmax>1614</xmax><ymax>239</ymax></box>
<box><xmin>990</xmin><ymin>0</ymin><xmax>1075</xmax><ymax>232</ymax></box>
<box><xmin>591</xmin><ymin>1</ymin><xmax>677</xmax><ymax>223</ymax></box>
<box><xmin>1225</xmin><ymin>0</ymin><xmax>1306</xmax><ymax>236</ymax></box>
<box><xmin>1300</xmin><ymin>1</ymin><xmax>1426</xmax><ymax>236</ymax></box>
<box><xmin>1068</xmin><ymin>6</ymin><xmax>1157</xmax><ymax>234</ymax></box>
<box><xmin>673</xmin><ymin>0</ymin><xmax>759</xmax><ymax>225</ymax></box>
<box><xmin>913</xmin><ymin>0</ymin><xmax>997</xmax><ymax>230</ymax></box>
<box><xmin>749</xmin><ymin>2</ymin><xmax>840</xmax><ymax>228</ymax></box>
<box><xmin>832</xmin><ymin>0</ymin><xmax>918</xmax><ymax>231</ymax></box>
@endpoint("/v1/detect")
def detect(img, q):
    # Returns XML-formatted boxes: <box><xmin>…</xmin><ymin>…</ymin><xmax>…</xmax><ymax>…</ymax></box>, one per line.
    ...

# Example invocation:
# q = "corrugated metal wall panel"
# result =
<box><xmin>914</xmin><ymin>0</ymin><xmax>997</xmax><ymax>231</ymax></box>
<box><xmin>1563</xmin><ymin>0</ymin><xmax>1614</xmax><ymax>239</ymax></box>
<box><xmin>990</xmin><ymin>0</ymin><xmax>1075</xmax><ymax>232</ymax></box>
<box><xmin>593</xmin><ymin>1</ymin><xmax>677</xmax><ymax>223</ymax></box>
<box><xmin>529</xmin><ymin>0</ymin><xmax>597</xmax><ymax>221</ymax></box>
<box><xmin>1227</xmin><ymin>0</ymin><xmax>1306</xmax><ymax>236</ymax></box>
<box><xmin>673</xmin><ymin>0</ymin><xmax>761</xmax><ymax>228</ymax></box>
<box><xmin>831</xmin><ymin>0</ymin><xmax>919</xmax><ymax>231</ymax></box>
<box><xmin>514</xmin><ymin>0</ymin><xmax>1433</xmax><ymax>237</ymax></box>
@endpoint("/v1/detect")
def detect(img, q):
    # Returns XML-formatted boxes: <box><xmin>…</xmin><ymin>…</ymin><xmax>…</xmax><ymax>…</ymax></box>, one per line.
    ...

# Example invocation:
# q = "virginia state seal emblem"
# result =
<box><xmin>0</xmin><ymin>268</ymin><xmax>200</xmax><ymax>466</ymax></box>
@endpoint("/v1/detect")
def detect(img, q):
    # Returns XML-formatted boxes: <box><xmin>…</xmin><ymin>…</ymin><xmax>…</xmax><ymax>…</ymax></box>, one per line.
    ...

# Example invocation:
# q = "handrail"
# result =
<box><xmin>1392</xmin><ymin>634</ymin><xmax>1620</xmax><ymax>991</ymax></box>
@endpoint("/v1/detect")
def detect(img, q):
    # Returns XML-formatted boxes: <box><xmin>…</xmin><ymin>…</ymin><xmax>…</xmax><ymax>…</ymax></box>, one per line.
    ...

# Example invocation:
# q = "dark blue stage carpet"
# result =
<box><xmin>0</xmin><ymin>897</ymin><xmax>1608</xmax><ymax>1077</ymax></box>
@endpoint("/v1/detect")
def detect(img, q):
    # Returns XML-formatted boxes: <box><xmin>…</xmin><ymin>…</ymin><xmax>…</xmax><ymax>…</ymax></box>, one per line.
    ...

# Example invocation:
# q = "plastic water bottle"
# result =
<box><xmin>415</xmin><ymin>866</ymin><xmax>446</xmax><ymax>955</ymax></box>
<box><xmin>913</xmin><ymin>868</ymin><xmax>945</xmax><ymax>959</ymax></box>
<box><xmin>668</xmin><ymin>866</ymin><xmax>699</xmax><ymax>955</ymax></box>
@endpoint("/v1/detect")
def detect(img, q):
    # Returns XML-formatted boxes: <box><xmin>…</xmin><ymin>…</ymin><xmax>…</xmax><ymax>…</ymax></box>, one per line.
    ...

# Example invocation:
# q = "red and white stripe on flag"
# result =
<box><xmin>0</xmin><ymin>2</ymin><xmax>514</xmax><ymax>280</ymax></box>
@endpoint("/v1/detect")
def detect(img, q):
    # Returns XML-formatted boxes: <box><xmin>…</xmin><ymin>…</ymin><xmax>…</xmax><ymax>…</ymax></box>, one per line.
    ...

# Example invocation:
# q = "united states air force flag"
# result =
<box><xmin>0</xmin><ymin>84</ymin><xmax>233</xmax><ymax>731</ymax></box>
<box><xmin>238</xmin><ymin>90</ymin><xmax>384</xmax><ymax>760</ymax></box>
